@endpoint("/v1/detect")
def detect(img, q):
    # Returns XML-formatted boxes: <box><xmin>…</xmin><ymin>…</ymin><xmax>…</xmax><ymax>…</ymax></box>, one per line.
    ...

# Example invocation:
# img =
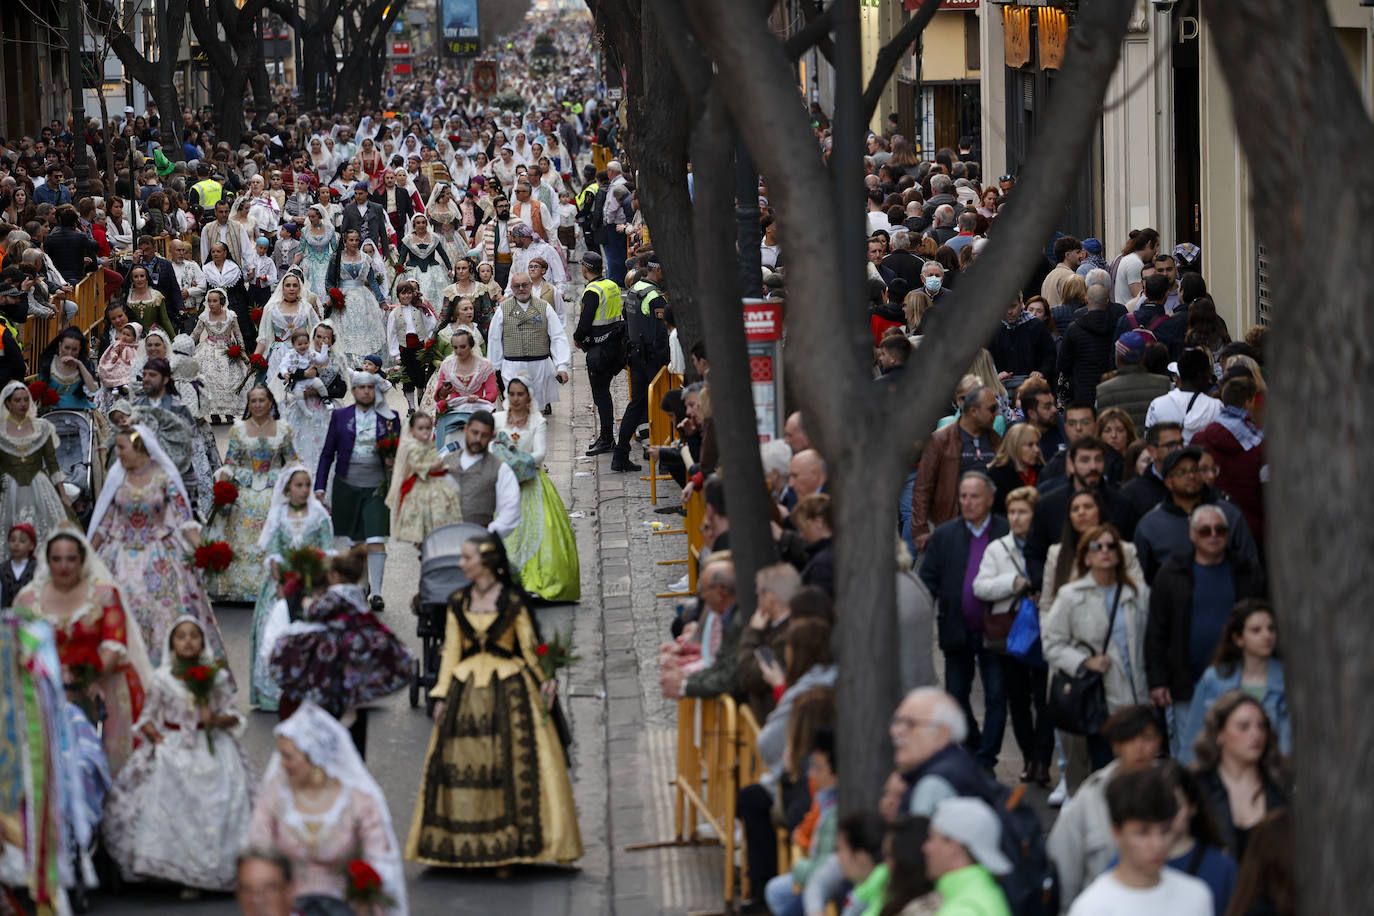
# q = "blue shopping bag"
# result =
<box><xmin>1006</xmin><ymin>595</ymin><xmax>1045</xmax><ymax>668</ymax></box>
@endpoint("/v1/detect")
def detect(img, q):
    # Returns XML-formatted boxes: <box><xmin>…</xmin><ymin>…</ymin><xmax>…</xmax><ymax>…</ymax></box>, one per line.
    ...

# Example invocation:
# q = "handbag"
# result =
<box><xmin>1045</xmin><ymin>583</ymin><xmax>1121</xmax><ymax>735</ymax></box>
<box><xmin>1006</xmin><ymin>595</ymin><xmax>1045</xmax><ymax>668</ymax></box>
<box><xmin>982</xmin><ymin>541</ymin><xmax>1026</xmax><ymax>650</ymax></box>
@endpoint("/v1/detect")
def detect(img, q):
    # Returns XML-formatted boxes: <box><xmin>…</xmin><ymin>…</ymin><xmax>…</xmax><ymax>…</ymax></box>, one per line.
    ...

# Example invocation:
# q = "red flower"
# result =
<box><xmin>249</xmin><ymin>353</ymin><xmax>269</xmax><ymax>369</ymax></box>
<box><xmin>226</xmin><ymin>344</ymin><xmax>243</xmax><ymax>359</ymax></box>
<box><xmin>212</xmin><ymin>480</ymin><xmax>239</xmax><ymax>506</ymax></box>
<box><xmin>328</xmin><ymin>287</ymin><xmax>347</xmax><ymax>313</ymax></box>
<box><xmin>435</xmin><ymin>400</ymin><xmax>450</xmax><ymax>415</ymax></box>
<box><xmin>347</xmin><ymin>858</ymin><xmax>382</xmax><ymax>893</ymax></box>
<box><xmin>281</xmin><ymin>570</ymin><xmax>303</xmax><ymax>597</ymax></box>
<box><xmin>251</xmin><ymin>307</ymin><xmax>264</xmax><ymax>324</ymax></box>
<box><xmin>186</xmin><ymin>664</ymin><xmax>213</xmax><ymax>684</ymax></box>
<box><xmin>26</xmin><ymin>380</ymin><xmax>47</xmax><ymax>401</ymax></box>
<box><xmin>194</xmin><ymin>540</ymin><xmax>234</xmax><ymax>573</ymax></box>
<box><xmin>424</xmin><ymin>338</ymin><xmax>435</xmax><ymax>350</ymax></box>
<box><xmin>535</xmin><ymin>644</ymin><xmax>549</xmax><ymax>656</ymax></box>
<box><xmin>40</xmin><ymin>389</ymin><xmax>59</xmax><ymax>406</ymax></box>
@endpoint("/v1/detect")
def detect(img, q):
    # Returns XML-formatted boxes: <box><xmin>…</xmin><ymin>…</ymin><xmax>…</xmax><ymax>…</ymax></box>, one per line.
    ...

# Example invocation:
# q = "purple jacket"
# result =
<box><xmin>315</xmin><ymin>406</ymin><xmax>400</xmax><ymax>491</ymax></box>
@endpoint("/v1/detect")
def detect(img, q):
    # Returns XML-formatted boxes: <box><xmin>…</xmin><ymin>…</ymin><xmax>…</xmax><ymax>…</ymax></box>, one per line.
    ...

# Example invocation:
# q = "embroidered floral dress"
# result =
<box><xmin>206</xmin><ymin>422</ymin><xmax>299</xmax><ymax>602</ymax></box>
<box><xmin>329</xmin><ymin>256</ymin><xmax>388</xmax><ymax>368</ymax></box>
<box><xmin>249</xmin><ymin>502</ymin><xmax>334</xmax><ymax>711</ymax></box>
<box><xmin>385</xmin><ymin>435</ymin><xmax>463</xmax><ymax>545</ymax></box>
<box><xmin>192</xmin><ymin>311</ymin><xmax>248</xmax><ymax>416</ymax></box>
<box><xmin>0</xmin><ymin>418</ymin><xmax>71</xmax><ymax>563</ymax></box>
<box><xmin>257</xmin><ymin>304</ymin><xmax>320</xmax><ymax>397</ymax></box>
<box><xmin>91</xmin><ymin>467</ymin><xmax>228</xmax><ymax>670</ymax></box>
<box><xmin>101</xmin><ymin>649</ymin><xmax>253</xmax><ymax>890</ymax></box>
<box><xmin>396</xmin><ymin>235</ymin><xmax>453</xmax><ymax>308</ymax></box>
<box><xmin>11</xmin><ymin>581</ymin><xmax>145</xmax><ymax>774</ymax></box>
<box><xmin>300</xmin><ymin>224</ymin><xmax>337</xmax><ymax>303</ymax></box>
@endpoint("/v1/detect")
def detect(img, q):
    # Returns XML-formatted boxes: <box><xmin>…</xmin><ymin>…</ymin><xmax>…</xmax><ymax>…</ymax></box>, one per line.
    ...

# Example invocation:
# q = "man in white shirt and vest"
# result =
<box><xmin>437</xmin><ymin>409</ymin><xmax>519</xmax><ymax>538</ymax></box>
<box><xmin>487</xmin><ymin>266</ymin><xmax>571</xmax><ymax>417</ymax></box>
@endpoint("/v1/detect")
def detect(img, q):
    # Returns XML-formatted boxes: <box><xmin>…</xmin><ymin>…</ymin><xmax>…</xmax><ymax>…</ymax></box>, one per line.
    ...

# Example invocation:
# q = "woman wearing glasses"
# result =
<box><xmin>1042</xmin><ymin>523</ymin><xmax>1150</xmax><ymax>773</ymax></box>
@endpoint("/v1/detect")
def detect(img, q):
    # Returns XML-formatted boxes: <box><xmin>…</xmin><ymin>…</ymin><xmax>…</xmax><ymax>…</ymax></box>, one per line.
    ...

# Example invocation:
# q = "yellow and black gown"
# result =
<box><xmin>405</xmin><ymin>585</ymin><xmax>582</xmax><ymax>867</ymax></box>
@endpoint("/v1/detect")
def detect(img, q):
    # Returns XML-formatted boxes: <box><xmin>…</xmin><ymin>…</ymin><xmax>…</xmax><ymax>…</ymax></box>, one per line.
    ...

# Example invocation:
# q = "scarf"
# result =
<box><xmin>1215</xmin><ymin>404</ymin><xmax>1263</xmax><ymax>451</ymax></box>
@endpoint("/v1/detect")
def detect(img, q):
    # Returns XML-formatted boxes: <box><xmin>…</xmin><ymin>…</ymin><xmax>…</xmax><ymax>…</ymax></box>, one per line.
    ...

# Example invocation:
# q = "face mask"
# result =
<box><xmin>924</xmin><ymin>275</ymin><xmax>942</xmax><ymax>295</ymax></box>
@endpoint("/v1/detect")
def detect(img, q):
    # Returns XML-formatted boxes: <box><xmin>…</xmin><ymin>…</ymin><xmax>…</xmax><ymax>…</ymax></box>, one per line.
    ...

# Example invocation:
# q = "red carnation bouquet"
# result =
<box><xmin>533</xmin><ymin>629</ymin><xmax>578</xmax><ymax>721</ymax></box>
<box><xmin>236</xmin><ymin>352</ymin><xmax>271</xmax><ymax>393</ymax></box>
<box><xmin>280</xmin><ymin>545</ymin><xmax>328</xmax><ymax>619</ymax></box>
<box><xmin>174</xmin><ymin>657</ymin><xmax>226</xmax><ymax>754</ymax></box>
<box><xmin>194</xmin><ymin>539</ymin><xmax>234</xmax><ymax>576</ymax></box>
<box><xmin>342</xmin><ymin>857</ymin><xmax>395</xmax><ymax>909</ymax></box>
<box><xmin>26</xmin><ymin>379</ymin><xmax>61</xmax><ymax>410</ymax></box>
<box><xmin>207</xmin><ymin>479</ymin><xmax>239</xmax><ymax>525</ymax></box>
<box><xmin>250</xmin><ymin>307</ymin><xmax>264</xmax><ymax>325</ymax></box>
<box><xmin>328</xmin><ymin>287</ymin><xmax>347</xmax><ymax>314</ymax></box>
<box><xmin>250</xmin><ymin>353</ymin><xmax>269</xmax><ymax>371</ymax></box>
<box><xmin>225</xmin><ymin>343</ymin><xmax>247</xmax><ymax>364</ymax></box>
<box><xmin>375</xmin><ymin>433</ymin><xmax>400</xmax><ymax>497</ymax></box>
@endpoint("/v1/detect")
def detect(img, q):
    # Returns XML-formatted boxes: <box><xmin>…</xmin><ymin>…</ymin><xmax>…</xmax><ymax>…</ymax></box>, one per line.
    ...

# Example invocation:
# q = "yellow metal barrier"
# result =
<box><xmin>656</xmin><ymin>488</ymin><xmax>703</xmax><ymax>599</ymax></box>
<box><xmin>737</xmin><ymin>704</ymin><xmax>792</xmax><ymax>897</ymax></box>
<box><xmin>640</xmin><ymin>365</ymin><xmax>681</xmax><ymax>504</ymax></box>
<box><xmin>21</xmin><ymin>269</ymin><xmax>106</xmax><ymax>371</ymax></box>
<box><xmin>672</xmin><ymin>695</ymin><xmax>740</xmax><ymax>907</ymax></box>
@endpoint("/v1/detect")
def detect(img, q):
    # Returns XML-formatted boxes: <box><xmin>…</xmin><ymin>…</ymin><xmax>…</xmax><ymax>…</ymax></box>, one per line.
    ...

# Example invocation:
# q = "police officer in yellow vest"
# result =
<box><xmin>571</xmin><ymin>251</ymin><xmax>624</xmax><ymax>455</ymax></box>
<box><xmin>611</xmin><ymin>253</ymin><xmax>669</xmax><ymax>472</ymax></box>
<box><xmin>188</xmin><ymin>162</ymin><xmax>223</xmax><ymax>221</ymax></box>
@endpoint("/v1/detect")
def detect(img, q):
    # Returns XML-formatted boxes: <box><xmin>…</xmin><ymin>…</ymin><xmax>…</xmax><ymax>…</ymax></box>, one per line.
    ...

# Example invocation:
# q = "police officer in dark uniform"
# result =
<box><xmin>571</xmin><ymin>252</ymin><xmax>625</xmax><ymax>456</ymax></box>
<box><xmin>611</xmin><ymin>253</ymin><xmax>668</xmax><ymax>472</ymax></box>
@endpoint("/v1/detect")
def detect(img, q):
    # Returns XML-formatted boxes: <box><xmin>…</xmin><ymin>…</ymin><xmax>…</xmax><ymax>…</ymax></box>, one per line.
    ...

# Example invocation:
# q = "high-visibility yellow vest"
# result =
<box><xmin>575</xmin><ymin>181</ymin><xmax>599</xmax><ymax>211</ymax></box>
<box><xmin>191</xmin><ymin>178</ymin><xmax>223</xmax><ymax>208</ymax></box>
<box><xmin>586</xmin><ymin>277</ymin><xmax>623</xmax><ymax>325</ymax></box>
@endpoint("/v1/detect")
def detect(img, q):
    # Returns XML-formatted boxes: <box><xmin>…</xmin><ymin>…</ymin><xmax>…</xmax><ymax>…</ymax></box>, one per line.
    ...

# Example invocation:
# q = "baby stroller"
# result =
<box><xmin>47</xmin><ymin>409</ymin><xmax>103</xmax><ymax>528</ymax></box>
<box><xmin>409</xmin><ymin>521</ymin><xmax>489</xmax><ymax>716</ymax></box>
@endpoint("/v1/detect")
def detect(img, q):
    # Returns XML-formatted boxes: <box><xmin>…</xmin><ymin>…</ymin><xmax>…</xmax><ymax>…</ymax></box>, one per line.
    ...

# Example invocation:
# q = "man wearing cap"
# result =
<box><xmin>1132</xmin><ymin>446</ymin><xmax>1259</xmax><ymax>583</ymax></box>
<box><xmin>572</xmin><ymin>251</ymin><xmax>624</xmax><ymax>456</ymax></box>
<box><xmin>189</xmin><ymin>162</ymin><xmax>223</xmax><ymax>221</ymax></box>
<box><xmin>0</xmin><ymin>281</ymin><xmax>28</xmax><ymax>386</ymax></box>
<box><xmin>1093</xmin><ymin>332</ymin><xmax>1172</xmax><ymax>434</ymax></box>
<box><xmin>924</xmin><ymin>797</ymin><xmax>1013</xmax><ymax>915</ymax></box>
<box><xmin>1113</xmin><ymin>273</ymin><xmax>1187</xmax><ymax>359</ymax></box>
<box><xmin>487</xmin><ymin>270</ymin><xmax>570</xmax><ymax>417</ymax></box>
<box><xmin>504</xmin><ymin>221</ymin><xmax>567</xmax><ymax>308</ymax></box>
<box><xmin>1076</xmin><ymin>237</ymin><xmax>1108</xmax><ymax>277</ymax></box>
<box><xmin>340</xmin><ymin>182</ymin><xmax>392</xmax><ymax>257</ymax></box>
<box><xmin>611</xmin><ymin>255</ymin><xmax>669</xmax><ymax>473</ymax></box>
<box><xmin>315</xmin><ymin>373</ymin><xmax>401</xmax><ymax>612</ymax></box>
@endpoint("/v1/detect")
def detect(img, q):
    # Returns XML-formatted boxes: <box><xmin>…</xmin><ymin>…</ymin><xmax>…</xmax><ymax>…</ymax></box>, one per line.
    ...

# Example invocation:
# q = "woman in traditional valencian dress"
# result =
<box><xmin>300</xmin><ymin>204</ymin><xmax>337</xmax><ymax>303</ymax></box>
<box><xmin>191</xmin><ymin>287</ymin><xmax>249</xmax><ymax>422</ymax></box>
<box><xmin>424</xmin><ymin>181</ymin><xmax>466</xmax><ymax>267</ymax></box>
<box><xmin>88</xmin><ymin>425</ymin><xmax>229</xmax><ymax>670</ymax></box>
<box><xmin>254</xmin><ymin>271</ymin><xmax>321</xmax><ymax>395</ymax></box>
<box><xmin>407</xmin><ymin>534</ymin><xmax>581</xmax><ymax>869</ymax></box>
<box><xmin>0</xmin><ymin>381</ymin><xmax>75</xmax><ymax>563</ymax></box>
<box><xmin>251</xmin><ymin>702</ymin><xmax>408</xmax><ymax>915</ymax></box>
<box><xmin>10</xmin><ymin>527</ymin><xmax>150</xmax><ymax>775</ymax></box>
<box><xmin>101</xmin><ymin>616</ymin><xmax>253</xmax><ymax>892</ymax></box>
<box><xmin>206</xmin><ymin>385</ymin><xmax>299</xmax><ymax>607</ymax></box>
<box><xmin>395</xmin><ymin>213</ymin><xmax>453</xmax><ymax>309</ymax></box>
<box><xmin>325</xmin><ymin>229</ymin><xmax>389</xmax><ymax>368</ymax></box>
<box><xmin>384</xmin><ymin>280</ymin><xmax>436</xmax><ymax>415</ymax></box>
<box><xmin>492</xmin><ymin>375</ymin><xmax>580</xmax><ymax>602</ymax></box>
<box><xmin>421</xmin><ymin>329</ymin><xmax>498</xmax><ymax>451</ymax></box>
<box><xmin>249</xmin><ymin>464</ymin><xmax>335</xmax><ymax>713</ymax></box>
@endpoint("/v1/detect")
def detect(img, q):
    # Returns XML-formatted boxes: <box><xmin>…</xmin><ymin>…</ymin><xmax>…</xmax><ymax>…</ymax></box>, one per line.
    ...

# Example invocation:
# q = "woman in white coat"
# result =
<box><xmin>1042</xmin><ymin>522</ymin><xmax>1149</xmax><ymax>776</ymax></box>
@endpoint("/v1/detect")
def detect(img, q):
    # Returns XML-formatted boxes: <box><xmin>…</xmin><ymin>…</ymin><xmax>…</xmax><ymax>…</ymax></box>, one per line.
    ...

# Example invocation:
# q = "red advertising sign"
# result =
<box><xmin>743</xmin><ymin>301</ymin><xmax>783</xmax><ymax>342</ymax></box>
<box><xmin>393</xmin><ymin>62</ymin><xmax>412</xmax><ymax>75</ymax></box>
<box><xmin>392</xmin><ymin>40</ymin><xmax>411</xmax><ymax>55</ymax></box>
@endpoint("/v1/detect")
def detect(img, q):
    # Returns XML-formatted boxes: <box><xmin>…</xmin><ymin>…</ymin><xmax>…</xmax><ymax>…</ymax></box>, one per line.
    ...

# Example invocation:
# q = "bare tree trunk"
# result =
<box><xmin>681</xmin><ymin>0</ymin><xmax>1136</xmax><ymax>811</ymax></box>
<box><xmin>1199</xmin><ymin>1</ymin><xmax>1374</xmax><ymax>910</ymax></box>
<box><xmin>687</xmin><ymin>94</ymin><xmax>778</xmax><ymax>624</ymax></box>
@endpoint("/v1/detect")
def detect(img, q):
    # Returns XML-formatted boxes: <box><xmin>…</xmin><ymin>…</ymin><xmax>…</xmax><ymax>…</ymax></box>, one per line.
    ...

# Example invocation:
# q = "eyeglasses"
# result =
<box><xmin>1087</xmin><ymin>541</ymin><xmax>1117</xmax><ymax>552</ymax></box>
<box><xmin>1170</xmin><ymin>466</ymin><xmax>1201</xmax><ymax>478</ymax></box>
<box><xmin>511</xmin><ymin>281</ymin><xmax>532</xmax><ymax>289</ymax></box>
<box><xmin>890</xmin><ymin>715</ymin><xmax>941</xmax><ymax>731</ymax></box>
<box><xmin>1195</xmin><ymin>524</ymin><xmax>1228</xmax><ymax>538</ymax></box>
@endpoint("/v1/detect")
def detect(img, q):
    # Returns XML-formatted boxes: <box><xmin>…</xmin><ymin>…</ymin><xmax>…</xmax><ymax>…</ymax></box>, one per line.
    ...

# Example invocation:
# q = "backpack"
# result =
<box><xmin>991</xmin><ymin>782</ymin><xmax>1060</xmax><ymax>916</ymax></box>
<box><xmin>1126</xmin><ymin>310</ymin><xmax>1168</xmax><ymax>344</ymax></box>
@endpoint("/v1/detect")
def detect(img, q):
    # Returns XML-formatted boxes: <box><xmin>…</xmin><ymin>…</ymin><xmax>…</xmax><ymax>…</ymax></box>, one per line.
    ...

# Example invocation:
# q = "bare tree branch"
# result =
<box><xmin>784</xmin><ymin>0</ymin><xmax>835</xmax><ymax>62</ymax></box>
<box><xmin>860</xmin><ymin>0</ymin><xmax>941</xmax><ymax>123</ymax></box>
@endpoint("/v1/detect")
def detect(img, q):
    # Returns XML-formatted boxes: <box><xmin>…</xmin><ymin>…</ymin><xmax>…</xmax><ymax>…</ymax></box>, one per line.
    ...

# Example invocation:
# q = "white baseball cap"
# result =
<box><xmin>930</xmin><ymin>797</ymin><xmax>1013</xmax><ymax>876</ymax></box>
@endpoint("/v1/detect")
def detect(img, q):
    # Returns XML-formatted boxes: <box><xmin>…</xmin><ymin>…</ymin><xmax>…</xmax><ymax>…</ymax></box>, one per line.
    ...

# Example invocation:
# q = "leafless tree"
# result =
<box><xmin>83</xmin><ymin>0</ymin><xmax>188</xmax><ymax>161</ymax></box>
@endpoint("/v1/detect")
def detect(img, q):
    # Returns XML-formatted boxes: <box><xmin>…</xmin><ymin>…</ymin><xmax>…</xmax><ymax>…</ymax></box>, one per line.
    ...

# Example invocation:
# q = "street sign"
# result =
<box><xmin>393</xmin><ymin>63</ymin><xmax>412</xmax><ymax>75</ymax></box>
<box><xmin>742</xmin><ymin>299</ymin><xmax>784</xmax><ymax>442</ymax></box>
<box><xmin>392</xmin><ymin>40</ymin><xmax>411</xmax><ymax>55</ymax></box>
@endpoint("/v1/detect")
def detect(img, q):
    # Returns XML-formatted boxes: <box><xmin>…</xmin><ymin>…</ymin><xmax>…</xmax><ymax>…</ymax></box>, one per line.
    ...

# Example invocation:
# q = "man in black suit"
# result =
<box><xmin>371</xmin><ymin>168</ymin><xmax>414</xmax><ymax>240</ymax></box>
<box><xmin>340</xmin><ymin>182</ymin><xmax>392</xmax><ymax>256</ymax></box>
<box><xmin>128</xmin><ymin>235</ymin><xmax>185</xmax><ymax>327</ymax></box>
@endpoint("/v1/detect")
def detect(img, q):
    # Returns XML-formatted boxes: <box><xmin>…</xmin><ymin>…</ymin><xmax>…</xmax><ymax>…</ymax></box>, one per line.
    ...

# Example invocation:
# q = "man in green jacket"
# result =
<box><xmin>925</xmin><ymin>797</ymin><xmax>1013</xmax><ymax>916</ymax></box>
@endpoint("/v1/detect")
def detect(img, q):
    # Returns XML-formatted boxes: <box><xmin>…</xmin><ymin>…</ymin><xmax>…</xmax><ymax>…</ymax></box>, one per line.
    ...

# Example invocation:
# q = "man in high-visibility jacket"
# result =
<box><xmin>571</xmin><ymin>251</ymin><xmax>624</xmax><ymax>456</ymax></box>
<box><xmin>611</xmin><ymin>254</ymin><xmax>669</xmax><ymax>472</ymax></box>
<box><xmin>188</xmin><ymin>162</ymin><xmax>223</xmax><ymax>220</ymax></box>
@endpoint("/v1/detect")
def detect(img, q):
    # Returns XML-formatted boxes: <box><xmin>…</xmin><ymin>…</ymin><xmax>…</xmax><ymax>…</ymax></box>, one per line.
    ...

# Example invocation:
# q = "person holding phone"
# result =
<box><xmin>736</xmin><ymin>564</ymin><xmax>803</xmax><ymax>721</ymax></box>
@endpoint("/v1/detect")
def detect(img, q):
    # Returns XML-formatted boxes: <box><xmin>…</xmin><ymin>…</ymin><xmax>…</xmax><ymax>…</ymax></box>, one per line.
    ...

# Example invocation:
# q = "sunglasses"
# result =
<box><xmin>1196</xmin><ymin>524</ymin><xmax>1228</xmax><ymax>538</ymax></box>
<box><xmin>1087</xmin><ymin>541</ymin><xmax>1117</xmax><ymax>553</ymax></box>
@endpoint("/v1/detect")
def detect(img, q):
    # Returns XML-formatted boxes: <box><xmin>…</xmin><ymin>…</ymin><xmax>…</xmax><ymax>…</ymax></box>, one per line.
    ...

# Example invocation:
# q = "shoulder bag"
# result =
<box><xmin>1045</xmin><ymin>583</ymin><xmax>1121</xmax><ymax>735</ymax></box>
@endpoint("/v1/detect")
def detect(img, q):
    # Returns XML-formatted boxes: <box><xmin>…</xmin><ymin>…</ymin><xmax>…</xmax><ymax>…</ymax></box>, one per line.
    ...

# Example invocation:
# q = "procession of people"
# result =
<box><xmin>0</xmin><ymin>11</ymin><xmax>600</xmax><ymax>913</ymax></box>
